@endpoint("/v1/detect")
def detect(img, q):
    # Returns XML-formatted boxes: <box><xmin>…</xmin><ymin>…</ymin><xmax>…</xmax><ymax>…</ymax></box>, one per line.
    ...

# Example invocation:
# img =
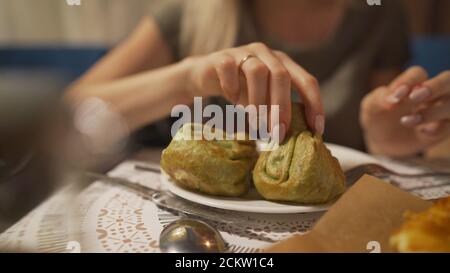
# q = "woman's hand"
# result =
<box><xmin>184</xmin><ymin>42</ymin><xmax>325</xmax><ymax>142</ymax></box>
<box><xmin>361</xmin><ymin>66</ymin><xmax>450</xmax><ymax>157</ymax></box>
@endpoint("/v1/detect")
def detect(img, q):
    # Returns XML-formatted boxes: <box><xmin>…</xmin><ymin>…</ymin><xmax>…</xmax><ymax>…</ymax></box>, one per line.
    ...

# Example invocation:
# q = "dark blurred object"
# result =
<box><xmin>0</xmin><ymin>70</ymin><xmax>67</xmax><ymax>232</ymax></box>
<box><xmin>0</xmin><ymin>69</ymin><xmax>136</xmax><ymax>232</ymax></box>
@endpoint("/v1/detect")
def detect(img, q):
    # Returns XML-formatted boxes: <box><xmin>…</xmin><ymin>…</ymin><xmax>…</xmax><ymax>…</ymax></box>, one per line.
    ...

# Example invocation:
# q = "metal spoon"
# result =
<box><xmin>159</xmin><ymin>218</ymin><xmax>227</xmax><ymax>253</ymax></box>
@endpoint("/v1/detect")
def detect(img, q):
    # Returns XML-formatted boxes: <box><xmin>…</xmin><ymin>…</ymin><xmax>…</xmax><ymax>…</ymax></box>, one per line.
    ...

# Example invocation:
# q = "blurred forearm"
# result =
<box><xmin>64</xmin><ymin>16</ymin><xmax>192</xmax><ymax>132</ymax></box>
<box><xmin>65</xmin><ymin>60</ymin><xmax>192</xmax><ymax>132</ymax></box>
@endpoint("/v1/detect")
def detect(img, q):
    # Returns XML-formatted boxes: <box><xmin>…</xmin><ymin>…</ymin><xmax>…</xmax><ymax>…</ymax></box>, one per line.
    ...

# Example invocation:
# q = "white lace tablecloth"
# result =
<box><xmin>0</xmin><ymin>161</ymin><xmax>321</xmax><ymax>253</ymax></box>
<box><xmin>1</xmin><ymin>151</ymin><xmax>449</xmax><ymax>253</ymax></box>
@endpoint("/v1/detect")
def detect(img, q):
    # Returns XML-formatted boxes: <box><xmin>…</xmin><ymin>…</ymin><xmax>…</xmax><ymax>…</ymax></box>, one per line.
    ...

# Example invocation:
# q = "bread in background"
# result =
<box><xmin>390</xmin><ymin>196</ymin><xmax>450</xmax><ymax>252</ymax></box>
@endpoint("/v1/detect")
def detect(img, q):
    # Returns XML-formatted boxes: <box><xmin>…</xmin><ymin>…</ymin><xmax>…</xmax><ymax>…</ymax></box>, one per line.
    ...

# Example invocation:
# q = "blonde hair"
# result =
<box><xmin>180</xmin><ymin>0</ymin><xmax>241</xmax><ymax>57</ymax></box>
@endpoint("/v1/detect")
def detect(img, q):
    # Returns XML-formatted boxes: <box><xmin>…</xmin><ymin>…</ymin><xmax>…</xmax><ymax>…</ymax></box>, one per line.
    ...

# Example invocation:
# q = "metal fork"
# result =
<box><xmin>345</xmin><ymin>163</ymin><xmax>450</xmax><ymax>191</ymax></box>
<box><xmin>84</xmin><ymin>171</ymin><xmax>246</xmax><ymax>225</ymax></box>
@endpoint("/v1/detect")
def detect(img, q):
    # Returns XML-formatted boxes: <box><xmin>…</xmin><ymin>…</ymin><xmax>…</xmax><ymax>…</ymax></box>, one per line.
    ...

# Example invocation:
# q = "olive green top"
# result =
<box><xmin>149</xmin><ymin>0</ymin><xmax>410</xmax><ymax>151</ymax></box>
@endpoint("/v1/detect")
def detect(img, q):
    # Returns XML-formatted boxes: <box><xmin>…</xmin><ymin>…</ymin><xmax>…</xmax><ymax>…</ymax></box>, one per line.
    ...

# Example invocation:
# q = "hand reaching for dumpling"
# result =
<box><xmin>161</xmin><ymin>105</ymin><xmax>345</xmax><ymax>204</ymax></box>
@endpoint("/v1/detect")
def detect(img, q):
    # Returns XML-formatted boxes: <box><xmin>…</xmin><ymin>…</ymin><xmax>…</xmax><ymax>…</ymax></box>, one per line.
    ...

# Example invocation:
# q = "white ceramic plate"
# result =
<box><xmin>160</xmin><ymin>143</ymin><xmax>378</xmax><ymax>214</ymax></box>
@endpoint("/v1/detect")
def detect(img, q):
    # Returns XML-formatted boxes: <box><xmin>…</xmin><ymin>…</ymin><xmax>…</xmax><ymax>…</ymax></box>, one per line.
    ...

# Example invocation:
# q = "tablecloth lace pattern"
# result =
<box><xmin>1</xmin><ymin>156</ymin><xmax>449</xmax><ymax>253</ymax></box>
<box><xmin>0</xmin><ymin>161</ymin><xmax>322</xmax><ymax>253</ymax></box>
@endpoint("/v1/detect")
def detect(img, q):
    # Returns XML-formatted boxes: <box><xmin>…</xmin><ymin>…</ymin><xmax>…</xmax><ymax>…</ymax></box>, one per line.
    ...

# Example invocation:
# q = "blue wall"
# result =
<box><xmin>0</xmin><ymin>47</ymin><xmax>108</xmax><ymax>82</ymax></box>
<box><xmin>0</xmin><ymin>36</ymin><xmax>449</xmax><ymax>86</ymax></box>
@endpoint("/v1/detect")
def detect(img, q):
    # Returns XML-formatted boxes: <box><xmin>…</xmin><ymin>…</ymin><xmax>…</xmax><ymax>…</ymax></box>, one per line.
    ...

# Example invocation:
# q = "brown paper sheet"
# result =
<box><xmin>267</xmin><ymin>175</ymin><xmax>432</xmax><ymax>253</ymax></box>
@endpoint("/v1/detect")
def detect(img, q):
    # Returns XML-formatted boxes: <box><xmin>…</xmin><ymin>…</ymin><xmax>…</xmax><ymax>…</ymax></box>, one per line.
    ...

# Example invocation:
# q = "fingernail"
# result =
<box><xmin>420</xmin><ymin>123</ymin><xmax>440</xmax><ymax>136</ymax></box>
<box><xmin>400</xmin><ymin>114</ymin><xmax>423</xmax><ymax>127</ymax></box>
<box><xmin>386</xmin><ymin>85</ymin><xmax>409</xmax><ymax>104</ymax></box>
<box><xmin>409</xmin><ymin>86</ymin><xmax>431</xmax><ymax>102</ymax></box>
<box><xmin>315</xmin><ymin>115</ymin><xmax>325</xmax><ymax>135</ymax></box>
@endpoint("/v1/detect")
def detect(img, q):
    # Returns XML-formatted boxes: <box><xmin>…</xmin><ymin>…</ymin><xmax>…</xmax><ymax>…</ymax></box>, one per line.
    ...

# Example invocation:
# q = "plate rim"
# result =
<box><xmin>161</xmin><ymin>172</ymin><xmax>333</xmax><ymax>213</ymax></box>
